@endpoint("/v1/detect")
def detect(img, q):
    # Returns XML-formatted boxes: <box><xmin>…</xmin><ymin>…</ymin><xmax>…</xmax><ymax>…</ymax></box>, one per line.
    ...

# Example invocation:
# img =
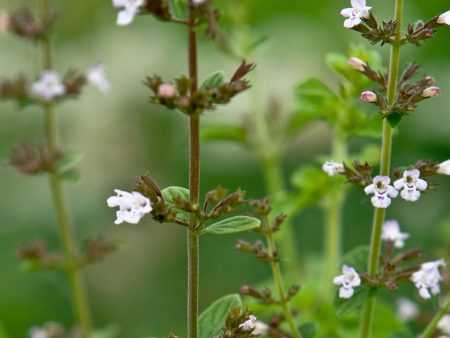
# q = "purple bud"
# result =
<box><xmin>178</xmin><ymin>96</ymin><xmax>190</xmax><ymax>108</ymax></box>
<box><xmin>422</xmin><ymin>86</ymin><xmax>441</xmax><ymax>98</ymax></box>
<box><xmin>157</xmin><ymin>84</ymin><xmax>176</xmax><ymax>99</ymax></box>
<box><xmin>348</xmin><ymin>57</ymin><xmax>366</xmax><ymax>72</ymax></box>
<box><xmin>360</xmin><ymin>91</ymin><xmax>377</xmax><ymax>103</ymax></box>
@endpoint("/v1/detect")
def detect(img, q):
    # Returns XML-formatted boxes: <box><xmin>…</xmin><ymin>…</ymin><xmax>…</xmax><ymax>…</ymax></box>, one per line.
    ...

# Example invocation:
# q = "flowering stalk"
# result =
<box><xmin>359</xmin><ymin>0</ymin><xmax>403</xmax><ymax>336</ymax></box>
<box><xmin>419</xmin><ymin>296</ymin><xmax>450</xmax><ymax>338</ymax></box>
<box><xmin>187</xmin><ymin>0</ymin><xmax>200</xmax><ymax>337</ymax></box>
<box><xmin>38</xmin><ymin>0</ymin><xmax>91</xmax><ymax>336</ymax></box>
<box><xmin>262</xmin><ymin>216</ymin><xmax>303</xmax><ymax>338</ymax></box>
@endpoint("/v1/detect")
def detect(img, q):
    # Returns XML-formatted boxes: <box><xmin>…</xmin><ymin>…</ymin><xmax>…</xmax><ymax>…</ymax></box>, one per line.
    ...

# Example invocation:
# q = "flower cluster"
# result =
<box><xmin>381</xmin><ymin>220</ymin><xmax>409</xmax><ymax>248</ymax></box>
<box><xmin>411</xmin><ymin>259</ymin><xmax>446</xmax><ymax>299</ymax></box>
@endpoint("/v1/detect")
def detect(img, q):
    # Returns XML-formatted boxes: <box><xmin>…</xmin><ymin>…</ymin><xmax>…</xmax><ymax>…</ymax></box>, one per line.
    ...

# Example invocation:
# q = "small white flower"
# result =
<box><xmin>394</xmin><ymin>169</ymin><xmax>427</xmax><ymax>202</ymax></box>
<box><xmin>158</xmin><ymin>83</ymin><xmax>177</xmax><ymax>99</ymax></box>
<box><xmin>333</xmin><ymin>265</ymin><xmax>361</xmax><ymax>299</ymax></box>
<box><xmin>364</xmin><ymin>176</ymin><xmax>398</xmax><ymax>208</ymax></box>
<box><xmin>361</xmin><ymin>91</ymin><xmax>377</xmax><ymax>102</ymax></box>
<box><xmin>411</xmin><ymin>259</ymin><xmax>446</xmax><ymax>299</ymax></box>
<box><xmin>107</xmin><ymin>189</ymin><xmax>152</xmax><ymax>224</ymax></box>
<box><xmin>253</xmin><ymin>320</ymin><xmax>270</xmax><ymax>336</ymax></box>
<box><xmin>348</xmin><ymin>57</ymin><xmax>367</xmax><ymax>72</ymax></box>
<box><xmin>29</xmin><ymin>328</ymin><xmax>48</xmax><ymax>338</ymax></box>
<box><xmin>382</xmin><ymin>220</ymin><xmax>409</xmax><ymax>248</ymax></box>
<box><xmin>422</xmin><ymin>86</ymin><xmax>441</xmax><ymax>98</ymax></box>
<box><xmin>437</xmin><ymin>160</ymin><xmax>450</xmax><ymax>175</ymax></box>
<box><xmin>438</xmin><ymin>315</ymin><xmax>450</xmax><ymax>335</ymax></box>
<box><xmin>437</xmin><ymin>10</ymin><xmax>450</xmax><ymax>25</ymax></box>
<box><xmin>322</xmin><ymin>161</ymin><xmax>345</xmax><ymax>176</ymax></box>
<box><xmin>112</xmin><ymin>0</ymin><xmax>145</xmax><ymax>26</ymax></box>
<box><xmin>87</xmin><ymin>63</ymin><xmax>111</xmax><ymax>94</ymax></box>
<box><xmin>31</xmin><ymin>71</ymin><xmax>66</xmax><ymax>102</ymax></box>
<box><xmin>193</xmin><ymin>0</ymin><xmax>207</xmax><ymax>4</ymax></box>
<box><xmin>341</xmin><ymin>0</ymin><xmax>372</xmax><ymax>28</ymax></box>
<box><xmin>396</xmin><ymin>298</ymin><xmax>419</xmax><ymax>321</ymax></box>
<box><xmin>239</xmin><ymin>315</ymin><xmax>257</xmax><ymax>331</ymax></box>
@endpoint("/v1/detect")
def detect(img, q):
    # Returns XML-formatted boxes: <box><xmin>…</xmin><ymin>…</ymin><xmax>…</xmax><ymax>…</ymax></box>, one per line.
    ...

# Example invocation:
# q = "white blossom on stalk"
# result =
<box><xmin>437</xmin><ymin>160</ymin><xmax>450</xmax><ymax>175</ymax></box>
<box><xmin>364</xmin><ymin>176</ymin><xmax>398</xmax><ymax>208</ymax></box>
<box><xmin>382</xmin><ymin>220</ymin><xmax>409</xmax><ymax>248</ymax></box>
<box><xmin>437</xmin><ymin>10</ymin><xmax>450</xmax><ymax>25</ymax></box>
<box><xmin>322</xmin><ymin>161</ymin><xmax>345</xmax><ymax>176</ymax></box>
<box><xmin>438</xmin><ymin>315</ymin><xmax>450</xmax><ymax>335</ymax></box>
<box><xmin>87</xmin><ymin>63</ymin><xmax>111</xmax><ymax>94</ymax></box>
<box><xmin>341</xmin><ymin>0</ymin><xmax>372</xmax><ymax>28</ymax></box>
<box><xmin>411</xmin><ymin>259</ymin><xmax>446</xmax><ymax>299</ymax></box>
<box><xmin>239</xmin><ymin>315</ymin><xmax>257</xmax><ymax>331</ymax></box>
<box><xmin>393</xmin><ymin>169</ymin><xmax>427</xmax><ymax>202</ymax></box>
<box><xmin>253</xmin><ymin>321</ymin><xmax>270</xmax><ymax>336</ymax></box>
<box><xmin>333</xmin><ymin>265</ymin><xmax>361</xmax><ymax>299</ymax></box>
<box><xmin>112</xmin><ymin>0</ymin><xmax>144</xmax><ymax>26</ymax></box>
<box><xmin>29</xmin><ymin>328</ymin><xmax>48</xmax><ymax>338</ymax></box>
<box><xmin>31</xmin><ymin>71</ymin><xmax>66</xmax><ymax>102</ymax></box>
<box><xmin>107</xmin><ymin>189</ymin><xmax>152</xmax><ymax>224</ymax></box>
<box><xmin>396</xmin><ymin>298</ymin><xmax>419</xmax><ymax>321</ymax></box>
<box><xmin>348</xmin><ymin>57</ymin><xmax>367</xmax><ymax>71</ymax></box>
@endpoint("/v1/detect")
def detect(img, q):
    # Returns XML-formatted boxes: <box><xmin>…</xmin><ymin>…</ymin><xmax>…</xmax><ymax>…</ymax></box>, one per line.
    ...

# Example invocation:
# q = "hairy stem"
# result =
<box><xmin>38</xmin><ymin>0</ymin><xmax>91</xmax><ymax>336</ymax></box>
<box><xmin>359</xmin><ymin>0</ymin><xmax>403</xmax><ymax>337</ymax></box>
<box><xmin>263</xmin><ymin>217</ymin><xmax>303</xmax><ymax>338</ymax></box>
<box><xmin>187</xmin><ymin>1</ymin><xmax>200</xmax><ymax>337</ymax></box>
<box><xmin>420</xmin><ymin>296</ymin><xmax>450</xmax><ymax>338</ymax></box>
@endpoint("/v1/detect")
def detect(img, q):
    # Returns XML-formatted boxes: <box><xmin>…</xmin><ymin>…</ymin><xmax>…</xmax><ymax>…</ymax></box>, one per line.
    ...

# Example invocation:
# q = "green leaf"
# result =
<box><xmin>59</xmin><ymin>169</ymin><xmax>81</xmax><ymax>182</ymax></box>
<box><xmin>201</xmin><ymin>124</ymin><xmax>247</xmax><ymax>144</ymax></box>
<box><xmin>204</xmin><ymin>216</ymin><xmax>260</xmax><ymax>235</ymax></box>
<box><xmin>57</xmin><ymin>151</ymin><xmax>81</xmax><ymax>173</ymax></box>
<box><xmin>89</xmin><ymin>325</ymin><xmax>120</xmax><ymax>338</ymax></box>
<box><xmin>161</xmin><ymin>186</ymin><xmax>190</xmax><ymax>222</ymax></box>
<box><xmin>299</xmin><ymin>322</ymin><xmax>319</xmax><ymax>338</ymax></box>
<box><xmin>200</xmin><ymin>71</ymin><xmax>225</xmax><ymax>90</ymax></box>
<box><xmin>341</xmin><ymin>245</ymin><xmax>370</xmax><ymax>271</ymax></box>
<box><xmin>387</xmin><ymin>113</ymin><xmax>402</xmax><ymax>128</ymax></box>
<box><xmin>333</xmin><ymin>284</ymin><xmax>376</xmax><ymax>317</ymax></box>
<box><xmin>0</xmin><ymin>323</ymin><xmax>11</xmax><ymax>338</ymax></box>
<box><xmin>169</xmin><ymin>0</ymin><xmax>188</xmax><ymax>20</ymax></box>
<box><xmin>198</xmin><ymin>294</ymin><xmax>242</xmax><ymax>338</ymax></box>
<box><xmin>388</xmin><ymin>331</ymin><xmax>414</xmax><ymax>338</ymax></box>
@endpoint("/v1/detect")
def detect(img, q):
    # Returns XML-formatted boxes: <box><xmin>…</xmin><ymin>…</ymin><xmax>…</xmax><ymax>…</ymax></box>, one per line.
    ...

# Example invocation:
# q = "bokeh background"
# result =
<box><xmin>0</xmin><ymin>0</ymin><xmax>449</xmax><ymax>337</ymax></box>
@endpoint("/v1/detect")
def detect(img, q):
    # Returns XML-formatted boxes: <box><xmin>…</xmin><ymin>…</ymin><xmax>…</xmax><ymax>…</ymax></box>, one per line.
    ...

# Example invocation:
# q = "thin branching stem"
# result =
<box><xmin>420</xmin><ymin>296</ymin><xmax>450</xmax><ymax>338</ymax></box>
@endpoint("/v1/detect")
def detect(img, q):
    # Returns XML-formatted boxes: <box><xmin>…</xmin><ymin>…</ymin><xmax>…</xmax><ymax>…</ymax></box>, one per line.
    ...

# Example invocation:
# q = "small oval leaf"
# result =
<box><xmin>200</xmin><ymin>71</ymin><xmax>225</xmax><ymax>90</ymax></box>
<box><xmin>204</xmin><ymin>216</ymin><xmax>260</xmax><ymax>235</ymax></box>
<box><xmin>161</xmin><ymin>186</ymin><xmax>190</xmax><ymax>222</ymax></box>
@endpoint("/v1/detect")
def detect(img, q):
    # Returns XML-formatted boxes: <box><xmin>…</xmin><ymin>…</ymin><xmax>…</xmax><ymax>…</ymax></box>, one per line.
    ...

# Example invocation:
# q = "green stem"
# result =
<box><xmin>419</xmin><ymin>296</ymin><xmax>450</xmax><ymax>338</ymax></box>
<box><xmin>264</xmin><ymin>217</ymin><xmax>303</xmax><ymax>338</ymax></box>
<box><xmin>38</xmin><ymin>0</ymin><xmax>92</xmax><ymax>336</ymax></box>
<box><xmin>359</xmin><ymin>0</ymin><xmax>403</xmax><ymax>337</ymax></box>
<box><xmin>187</xmin><ymin>1</ymin><xmax>200</xmax><ymax>337</ymax></box>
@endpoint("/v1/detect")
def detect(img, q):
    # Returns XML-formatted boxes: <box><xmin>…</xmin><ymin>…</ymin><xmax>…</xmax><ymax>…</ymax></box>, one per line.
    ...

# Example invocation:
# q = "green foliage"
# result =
<box><xmin>388</xmin><ymin>331</ymin><xmax>414</xmax><ymax>338</ymax></box>
<box><xmin>200</xmin><ymin>71</ymin><xmax>226</xmax><ymax>90</ymax></box>
<box><xmin>341</xmin><ymin>245</ymin><xmax>370</xmax><ymax>271</ymax></box>
<box><xmin>200</xmin><ymin>124</ymin><xmax>247</xmax><ymax>144</ymax></box>
<box><xmin>198</xmin><ymin>294</ymin><xmax>242</xmax><ymax>338</ymax></box>
<box><xmin>0</xmin><ymin>323</ymin><xmax>10</xmax><ymax>338</ymax></box>
<box><xmin>387</xmin><ymin>113</ymin><xmax>402</xmax><ymax>128</ymax></box>
<box><xmin>90</xmin><ymin>325</ymin><xmax>120</xmax><ymax>338</ymax></box>
<box><xmin>161</xmin><ymin>186</ymin><xmax>190</xmax><ymax>222</ymax></box>
<box><xmin>333</xmin><ymin>284</ymin><xmax>377</xmax><ymax>318</ymax></box>
<box><xmin>169</xmin><ymin>0</ymin><xmax>188</xmax><ymax>20</ymax></box>
<box><xmin>204</xmin><ymin>216</ymin><xmax>260</xmax><ymax>235</ymax></box>
<box><xmin>299</xmin><ymin>322</ymin><xmax>319</xmax><ymax>338</ymax></box>
<box><xmin>57</xmin><ymin>151</ymin><xmax>81</xmax><ymax>182</ymax></box>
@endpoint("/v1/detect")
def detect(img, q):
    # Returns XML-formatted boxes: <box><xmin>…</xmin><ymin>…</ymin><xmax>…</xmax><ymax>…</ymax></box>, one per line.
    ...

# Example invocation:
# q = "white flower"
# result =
<box><xmin>193</xmin><ymin>0</ymin><xmax>207</xmax><ymax>4</ymax></box>
<box><xmin>87</xmin><ymin>63</ymin><xmax>111</xmax><ymax>94</ymax></box>
<box><xmin>29</xmin><ymin>328</ymin><xmax>48</xmax><ymax>338</ymax></box>
<box><xmin>112</xmin><ymin>0</ymin><xmax>145</xmax><ymax>26</ymax></box>
<box><xmin>348</xmin><ymin>57</ymin><xmax>367</xmax><ymax>72</ymax></box>
<box><xmin>382</xmin><ymin>220</ymin><xmax>409</xmax><ymax>248</ymax></box>
<box><xmin>437</xmin><ymin>10</ymin><xmax>450</xmax><ymax>25</ymax></box>
<box><xmin>239</xmin><ymin>315</ymin><xmax>257</xmax><ymax>331</ymax></box>
<box><xmin>396</xmin><ymin>298</ymin><xmax>419</xmax><ymax>321</ymax></box>
<box><xmin>333</xmin><ymin>265</ymin><xmax>361</xmax><ymax>299</ymax></box>
<box><xmin>322</xmin><ymin>161</ymin><xmax>345</xmax><ymax>176</ymax></box>
<box><xmin>364</xmin><ymin>176</ymin><xmax>398</xmax><ymax>208</ymax></box>
<box><xmin>361</xmin><ymin>91</ymin><xmax>377</xmax><ymax>102</ymax></box>
<box><xmin>422</xmin><ymin>86</ymin><xmax>441</xmax><ymax>98</ymax></box>
<box><xmin>253</xmin><ymin>321</ymin><xmax>270</xmax><ymax>336</ymax></box>
<box><xmin>341</xmin><ymin>0</ymin><xmax>372</xmax><ymax>28</ymax></box>
<box><xmin>438</xmin><ymin>315</ymin><xmax>450</xmax><ymax>335</ymax></box>
<box><xmin>411</xmin><ymin>259</ymin><xmax>446</xmax><ymax>299</ymax></box>
<box><xmin>31</xmin><ymin>71</ymin><xmax>66</xmax><ymax>101</ymax></box>
<box><xmin>437</xmin><ymin>160</ymin><xmax>450</xmax><ymax>175</ymax></box>
<box><xmin>107</xmin><ymin>189</ymin><xmax>152</xmax><ymax>224</ymax></box>
<box><xmin>393</xmin><ymin>169</ymin><xmax>427</xmax><ymax>202</ymax></box>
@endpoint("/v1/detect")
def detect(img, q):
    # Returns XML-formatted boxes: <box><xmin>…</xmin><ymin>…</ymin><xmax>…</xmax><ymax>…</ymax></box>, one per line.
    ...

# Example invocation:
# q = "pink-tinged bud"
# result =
<box><xmin>360</xmin><ymin>91</ymin><xmax>377</xmax><ymax>102</ymax></box>
<box><xmin>437</xmin><ymin>10</ymin><xmax>450</xmax><ymax>25</ymax></box>
<box><xmin>0</xmin><ymin>11</ymin><xmax>10</xmax><ymax>33</ymax></box>
<box><xmin>178</xmin><ymin>96</ymin><xmax>190</xmax><ymax>108</ymax></box>
<box><xmin>437</xmin><ymin>160</ymin><xmax>450</xmax><ymax>175</ymax></box>
<box><xmin>422</xmin><ymin>86</ymin><xmax>441</xmax><ymax>98</ymax></box>
<box><xmin>157</xmin><ymin>83</ymin><xmax>176</xmax><ymax>99</ymax></box>
<box><xmin>348</xmin><ymin>57</ymin><xmax>366</xmax><ymax>72</ymax></box>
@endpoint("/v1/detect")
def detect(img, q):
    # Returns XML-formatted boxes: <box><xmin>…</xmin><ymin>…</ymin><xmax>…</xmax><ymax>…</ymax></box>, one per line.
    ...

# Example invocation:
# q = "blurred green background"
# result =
<box><xmin>0</xmin><ymin>0</ymin><xmax>449</xmax><ymax>337</ymax></box>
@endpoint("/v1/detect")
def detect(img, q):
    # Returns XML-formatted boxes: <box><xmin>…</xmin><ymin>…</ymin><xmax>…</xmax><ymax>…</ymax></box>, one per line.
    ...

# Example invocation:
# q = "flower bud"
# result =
<box><xmin>422</xmin><ymin>86</ymin><xmax>441</xmax><ymax>98</ymax></box>
<box><xmin>437</xmin><ymin>10</ymin><xmax>450</xmax><ymax>25</ymax></box>
<box><xmin>158</xmin><ymin>83</ymin><xmax>176</xmax><ymax>98</ymax></box>
<box><xmin>437</xmin><ymin>159</ymin><xmax>450</xmax><ymax>175</ymax></box>
<box><xmin>178</xmin><ymin>96</ymin><xmax>190</xmax><ymax>109</ymax></box>
<box><xmin>348</xmin><ymin>57</ymin><xmax>366</xmax><ymax>72</ymax></box>
<box><xmin>360</xmin><ymin>91</ymin><xmax>377</xmax><ymax>102</ymax></box>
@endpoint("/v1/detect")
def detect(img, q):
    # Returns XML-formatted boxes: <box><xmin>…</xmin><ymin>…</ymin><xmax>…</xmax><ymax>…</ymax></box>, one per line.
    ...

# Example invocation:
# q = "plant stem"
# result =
<box><xmin>419</xmin><ymin>296</ymin><xmax>450</xmax><ymax>338</ymax></box>
<box><xmin>263</xmin><ymin>217</ymin><xmax>303</xmax><ymax>338</ymax></box>
<box><xmin>38</xmin><ymin>0</ymin><xmax>91</xmax><ymax>336</ymax></box>
<box><xmin>359</xmin><ymin>0</ymin><xmax>403</xmax><ymax>337</ymax></box>
<box><xmin>187</xmin><ymin>1</ymin><xmax>200</xmax><ymax>337</ymax></box>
